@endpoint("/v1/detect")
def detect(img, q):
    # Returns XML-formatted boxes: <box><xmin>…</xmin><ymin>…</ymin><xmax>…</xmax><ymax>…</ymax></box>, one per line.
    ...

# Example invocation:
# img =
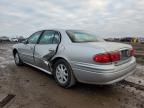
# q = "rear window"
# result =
<box><xmin>66</xmin><ymin>30</ymin><xmax>104</xmax><ymax>43</ymax></box>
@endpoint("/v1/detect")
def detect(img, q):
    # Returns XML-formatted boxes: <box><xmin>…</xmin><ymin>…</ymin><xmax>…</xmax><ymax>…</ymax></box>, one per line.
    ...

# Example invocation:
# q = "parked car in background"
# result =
<box><xmin>13</xmin><ymin>29</ymin><xmax>136</xmax><ymax>88</ymax></box>
<box><xmin>10</xmin><ymin>38</ymin><xmax>18</xmax><ymax>42</ymax></box>
<box><xmin>0</xmin><ymin>36</ymin><xmax>10</xmax><ymax>42</ymax></box>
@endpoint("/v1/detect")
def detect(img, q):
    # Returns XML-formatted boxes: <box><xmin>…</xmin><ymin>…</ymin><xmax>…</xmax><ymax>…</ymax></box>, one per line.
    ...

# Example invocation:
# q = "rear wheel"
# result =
<box><xmin>14</xmin><ymin>52</ymin><xmax>23</xmax><ymax>66</ymax></box>
<box><xmin>53</xmin><ymin>59</ymin><xmax>76</xmax><ymax>88</ymax></box>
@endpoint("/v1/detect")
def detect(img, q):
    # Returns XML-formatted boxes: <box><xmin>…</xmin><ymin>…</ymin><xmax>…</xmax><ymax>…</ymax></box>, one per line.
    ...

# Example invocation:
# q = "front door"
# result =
<box><xmin>20</xmin><ymin>31</ymin><xmax>42</xmax><ymax>65</ymax></box>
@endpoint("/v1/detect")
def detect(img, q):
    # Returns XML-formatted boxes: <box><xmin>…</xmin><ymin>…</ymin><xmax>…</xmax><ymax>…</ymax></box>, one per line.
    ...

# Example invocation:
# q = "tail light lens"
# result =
<box><xmin>93</xmin><ymin>51</ymin><xmax>120</xmax><ymax>63</ymax></box>
<box><xmin>130</xmin><ymin>48</ymin><xmax>135</xmax><ymax>56</ymax></box>
<box><xmin>93</xmin><ymin>53</ymin><xmax>111</xmax><ymax>63</ymax></box>
<box><xmin>110</xmin><ymin>52</ymin><xmax>120</xmax><ymax>61</ymax></box>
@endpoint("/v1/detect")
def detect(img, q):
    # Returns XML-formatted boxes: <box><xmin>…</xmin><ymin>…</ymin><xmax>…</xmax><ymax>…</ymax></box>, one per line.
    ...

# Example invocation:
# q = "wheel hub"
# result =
<box><xmin>56</xmin><ymin>64</ymin><xmax>68</xmax><ymax>84</ymax></box>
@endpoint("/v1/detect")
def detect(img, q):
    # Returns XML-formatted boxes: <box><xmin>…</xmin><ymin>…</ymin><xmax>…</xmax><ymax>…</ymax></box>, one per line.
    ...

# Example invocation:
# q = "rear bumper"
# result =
<box><xmin>72</xmin><ymin>57</ymin><xmax>136</xmax><ymax>85</ymax></box>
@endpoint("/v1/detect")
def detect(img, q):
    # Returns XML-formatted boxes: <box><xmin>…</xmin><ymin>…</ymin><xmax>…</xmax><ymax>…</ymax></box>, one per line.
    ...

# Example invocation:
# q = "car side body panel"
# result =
<box><xmin>13</xmin><ymin>29</ymin><xmax>137</xmax><ymax>85</ymax></box>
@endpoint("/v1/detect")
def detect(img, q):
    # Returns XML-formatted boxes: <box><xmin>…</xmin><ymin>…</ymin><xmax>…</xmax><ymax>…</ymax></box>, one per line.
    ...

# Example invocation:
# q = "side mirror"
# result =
<box><xmin>22</xmin><ymin>40</ymin><xmax>28</xmax><ymax>44</ymax></box>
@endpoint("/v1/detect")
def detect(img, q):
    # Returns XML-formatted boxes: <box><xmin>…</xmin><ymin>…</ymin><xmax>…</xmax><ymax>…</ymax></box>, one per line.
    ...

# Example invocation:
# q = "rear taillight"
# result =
<box><xmin>93</xmin><ymin>51</ymin><xmax>120</xmax><ymax>63</ymax></box>
<box><xmin>93</xmin><ymin>53</ymin><xmax>111</xmax><ymax>63</ymax></box>
<box><xmin>110</xmin><ymin>52</ymin><xmax>120</xmax><ymax>61</ymax></box>
<box><xmin>130</xmin><ymin>48</ymin><xmax>135</xmax><ymax>56</ymax></box>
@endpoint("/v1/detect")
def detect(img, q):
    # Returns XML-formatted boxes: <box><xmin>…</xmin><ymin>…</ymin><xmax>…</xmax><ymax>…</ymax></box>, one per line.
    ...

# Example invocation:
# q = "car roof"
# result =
<box><xmin>40</xmin><ymin>29</ymin><xmax>85</xmax><ymax>32</ymax></box>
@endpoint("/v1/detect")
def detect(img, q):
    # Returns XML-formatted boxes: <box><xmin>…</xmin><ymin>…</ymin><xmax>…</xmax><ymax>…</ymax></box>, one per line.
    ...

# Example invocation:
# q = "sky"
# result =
<box><xmin>0</xmin><ymin>0</ymin><xmax>144</xmax><ymax>38</ymax></box>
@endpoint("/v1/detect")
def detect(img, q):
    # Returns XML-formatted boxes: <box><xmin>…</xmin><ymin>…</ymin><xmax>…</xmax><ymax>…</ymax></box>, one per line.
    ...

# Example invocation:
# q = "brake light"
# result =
<box><xmin>93</xmin><ymin>53</ymin><xmax>111</xmax><ymax>63</ymax></box>
<box><xmin>130</xmin><ymin>48</ymin><xmax>135</xmax><ymax>56</ymax></box>
<box><xmin>110</xmin><ymin>52</ymin><xmax>120</xmax><ymax>61</ymax></box>
<box><xmin>93</xmin><ymin>51</ymin><xmax>120</xmax><ymax>63</ymax></box>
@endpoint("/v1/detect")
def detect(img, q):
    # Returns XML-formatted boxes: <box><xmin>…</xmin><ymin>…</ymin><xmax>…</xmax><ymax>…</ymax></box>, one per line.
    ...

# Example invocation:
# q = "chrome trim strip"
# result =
<box><xmin>24</xmin><ymin>62</ymin><xmax>52</xmax><ymax>75</ymax></box>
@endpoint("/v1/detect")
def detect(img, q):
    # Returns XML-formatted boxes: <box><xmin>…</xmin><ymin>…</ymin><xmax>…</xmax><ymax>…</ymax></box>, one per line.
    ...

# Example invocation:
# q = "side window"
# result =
<box><xmin>39</xmin><ymin>31</ymin><xmax>60</xmax><ymax>44</ymax></box>
<box><xmin>28</xmin><ymin>31</ymin><xmax>42</xmax><ymax>44</ymax></box>
<box><xmin>53</xmin><ymin>32</ymin><xmax>60</xmax><ymax>44</ymax></box>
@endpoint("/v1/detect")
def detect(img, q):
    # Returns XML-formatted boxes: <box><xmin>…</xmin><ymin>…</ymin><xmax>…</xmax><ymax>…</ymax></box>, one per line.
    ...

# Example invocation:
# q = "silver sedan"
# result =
<box><xmin>13</xmin><ymin>29</ymin><xmax>136</xmax><ymax>88</ymax></box>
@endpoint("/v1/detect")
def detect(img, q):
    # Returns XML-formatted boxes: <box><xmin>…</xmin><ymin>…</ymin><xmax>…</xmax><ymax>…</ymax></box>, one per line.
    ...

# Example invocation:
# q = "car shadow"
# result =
<box><xmin>21</xmin><ymin>64</ymin><xmax>122</xmax><ymax>97</ymax></box>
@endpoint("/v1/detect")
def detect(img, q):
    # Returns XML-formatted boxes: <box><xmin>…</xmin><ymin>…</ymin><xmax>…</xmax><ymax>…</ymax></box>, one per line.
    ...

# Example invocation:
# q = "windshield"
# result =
<box><xmin>66</xmin><ymin>30</ymin><xmax>105</xmax><ymax>43</ymax></box>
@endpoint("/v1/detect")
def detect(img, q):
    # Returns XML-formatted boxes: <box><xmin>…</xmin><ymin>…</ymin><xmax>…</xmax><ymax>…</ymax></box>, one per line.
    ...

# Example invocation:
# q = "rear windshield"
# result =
<box><xmin>66</xmin><ymin>30</ymin><xmax>104</xmax><ymax>43</ymax></box>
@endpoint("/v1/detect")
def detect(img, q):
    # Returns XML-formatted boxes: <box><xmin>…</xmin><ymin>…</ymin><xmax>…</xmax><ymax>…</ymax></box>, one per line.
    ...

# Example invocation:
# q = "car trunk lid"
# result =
<box><xmin>87</xmin><ymin>42</ymin><xmax>132</xmax><ymax>52</ymax></box>
<box><xmin>90</xmin><ymin>42</ymin><xmax>132</xmax><ymax>61</ymax></box>
<box><xmin>75</xmin><ymin>42</ymin><xmax>133</xmax><ymax>63</ymax></box>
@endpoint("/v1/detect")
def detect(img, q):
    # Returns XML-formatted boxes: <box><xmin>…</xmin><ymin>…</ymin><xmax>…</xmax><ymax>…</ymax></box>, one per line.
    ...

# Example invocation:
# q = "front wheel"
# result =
<box><xmin>53</xmin><ymin>59</ymin><xmax>76</xmax><ymax>88</ymax></box>
<box><xmin>14</xmin><ymin>52</ymin><xmax>23</xmax><ymax>66</ymax></box>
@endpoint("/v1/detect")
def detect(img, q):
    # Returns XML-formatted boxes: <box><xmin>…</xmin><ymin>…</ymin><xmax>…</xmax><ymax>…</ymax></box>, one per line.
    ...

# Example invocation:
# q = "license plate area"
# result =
<box><xmin>121</xmin><ymin>50</ymin><xmax>130</xmax><ymax>60</ymax></box>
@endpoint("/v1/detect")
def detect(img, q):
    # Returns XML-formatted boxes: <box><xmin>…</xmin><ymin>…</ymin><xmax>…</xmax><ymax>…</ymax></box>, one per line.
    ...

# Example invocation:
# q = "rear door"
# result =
<box><xmin>34</xmin><ymin>30</ymin><xmax>61</xmax><ymax>71</ymax></box>
<box><xmin>20</xmin><ymin>31</ymin><xmax>42</xmax><ymax>65</ymax></box>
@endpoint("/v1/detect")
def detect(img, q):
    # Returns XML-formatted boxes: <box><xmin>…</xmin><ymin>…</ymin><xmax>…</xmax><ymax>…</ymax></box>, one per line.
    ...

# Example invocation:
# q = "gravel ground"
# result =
<box><xmin>0</xmin><ymin>43</ymin><xmax>144</xmax><ymax>108</ymax></box>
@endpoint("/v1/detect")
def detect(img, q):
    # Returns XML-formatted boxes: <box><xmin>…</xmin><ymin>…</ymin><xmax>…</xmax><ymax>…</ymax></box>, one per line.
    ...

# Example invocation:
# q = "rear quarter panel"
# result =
<box><xmin>60</xmin><ymin>43</ymin><xmax>106</xmax><ymax>64</ymax></box>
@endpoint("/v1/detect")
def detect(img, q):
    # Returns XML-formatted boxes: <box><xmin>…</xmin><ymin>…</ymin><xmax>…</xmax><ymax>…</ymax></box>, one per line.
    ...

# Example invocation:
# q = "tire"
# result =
<box><xmin>53</xmin><ymin>59</ymin><xmax>76</xmax><ymax>88</ymax></box>
<box><xmin>14</xmin><ymin>52</ymin><xmax>23</xmax><ymax>66</ymax></box>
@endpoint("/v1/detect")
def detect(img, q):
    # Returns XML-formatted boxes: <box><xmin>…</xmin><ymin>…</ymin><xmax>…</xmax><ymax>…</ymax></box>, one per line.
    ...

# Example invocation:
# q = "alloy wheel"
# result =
<box><xmin>56</xmin><ymin>64</ymin><xmax>68</xmax><ymax>84</ymax></box>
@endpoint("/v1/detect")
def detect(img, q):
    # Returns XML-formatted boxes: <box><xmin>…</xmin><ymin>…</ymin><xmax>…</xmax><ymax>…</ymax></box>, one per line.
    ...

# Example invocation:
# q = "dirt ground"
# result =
<box><xmin>0</xmin><ymin>44</ymin><xmax>144</xmax><ymax>108</ymax></box>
